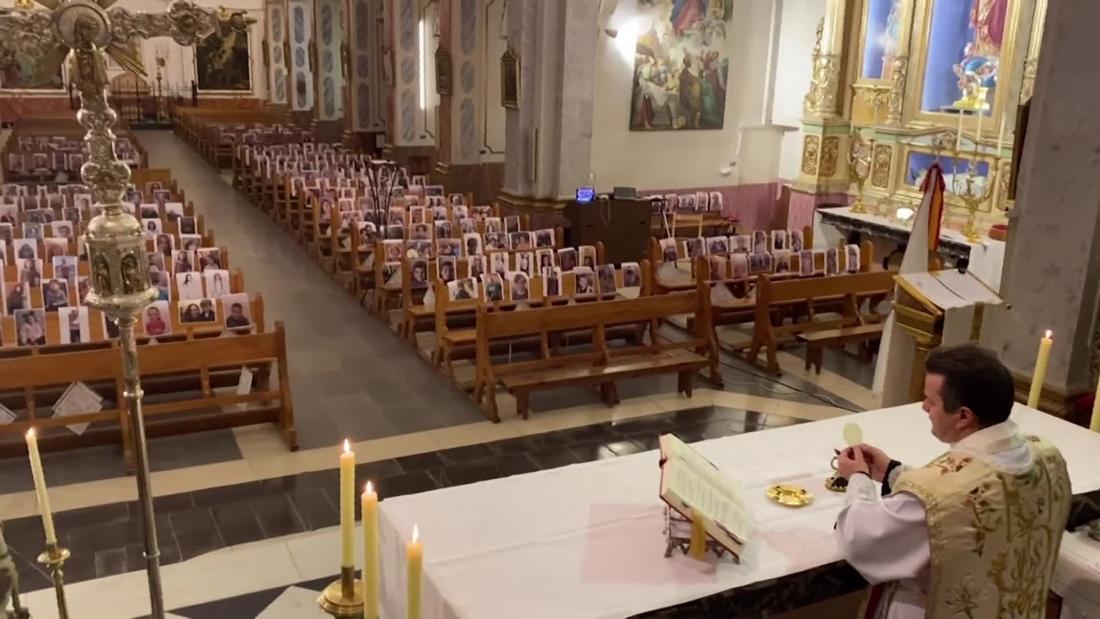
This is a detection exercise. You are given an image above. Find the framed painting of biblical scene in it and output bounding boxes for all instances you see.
[912,0,1021,124]
[196,28,253,91]
[629,0,733,131]
[0,49,63,90]
[858,0,909,81]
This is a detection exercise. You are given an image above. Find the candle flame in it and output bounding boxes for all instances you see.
[412,524,419,542]
[1045,330,1052,339]
[366,481,373,494]
[25,428,35,439]
[343,439,351,453]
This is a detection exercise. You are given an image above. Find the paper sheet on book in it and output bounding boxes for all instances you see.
[899,270,1002,310]
[52,382,104,436]
[660,434,751,545]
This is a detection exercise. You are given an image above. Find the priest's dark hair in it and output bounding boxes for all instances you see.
[925,343,1015,427]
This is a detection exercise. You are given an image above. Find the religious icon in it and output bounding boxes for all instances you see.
[93,255,112,294]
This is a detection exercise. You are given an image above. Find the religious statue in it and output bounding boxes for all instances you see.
[93,255,111,295]
[951,0,1007,111]
[120,253,143,295]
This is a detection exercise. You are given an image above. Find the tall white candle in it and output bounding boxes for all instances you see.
[996,116,1007,154]
[362,481,380,619]
[25,429,57,545]
[976,109,983,142]
[339,439,355,568]
[1027,331,1053,409]
[956,111,964,151]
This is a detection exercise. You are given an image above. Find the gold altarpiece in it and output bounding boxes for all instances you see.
[798,0,1047,237]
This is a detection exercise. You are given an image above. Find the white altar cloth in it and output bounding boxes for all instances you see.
[378,404,1100,619]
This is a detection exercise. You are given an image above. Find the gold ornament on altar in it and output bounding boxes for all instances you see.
[847,132,873,214]
[766,484,814,507]
[950,152,996,242]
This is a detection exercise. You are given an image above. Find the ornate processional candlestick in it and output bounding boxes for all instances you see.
[949,151,996,243]
[0,3,252,617]
[846,131,872,214]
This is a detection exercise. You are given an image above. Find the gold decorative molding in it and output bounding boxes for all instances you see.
[871,144,892,188]
[801,135,821,175]
[886,56,908,125]
[820,136,839,177]
[804,54,840,117]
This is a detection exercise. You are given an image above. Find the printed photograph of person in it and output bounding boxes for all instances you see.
[508,271,530,302]
[410,222,431,241]
[695,191,710,211]
[770,229,787,252]
[490,252,509,277]
[574,266,596,296]
[685,237,705,259]
[221,293,253,333]
[659,237,678,263]
[74,193,92,212]
[382,262,401,287]
[204,269,231,298]
[388,207,406,227]
[51,221,73,239]
[410,259,429,290]
[516,252,533,275]
[707,236,729,255]
[503,216,521,234]
[621,262,642,288]
[195,298,217,322]
[483,273,504,302]
[579,245,597,270]
[748,253,771,275]
[799,250,816,277]
[358,222,377,251]
[76,276,90,304]
[824,248,840,275]
[22,222,43,241]
[485,217,502,234]
[534,229,554,248]
[462,232,483,257]
[179,216,197,235]
[536,249,555,271]
[436,238,461,257]
[424,184,445,197]
[142,301,171,337]
[410,240,434,260]
[434,220,453,239]
[558,248,578,272]
[449,193,465,206]
[484,231,508,251]
[5,281,24,314]
[42,278,69,311]
[197,248,222,271]
[59,306,90,344]
[845,244,861,273]
[140,204,160,220]
[141,218,162,239]
[385,224,405,240]
[153,190,171,207]
[773,251,792,274]
[707,255,728,280]
[453,204,469,219]
[448,277,479,301]
[680,194,697,211]
[62,207,81,225]
[165,202,185,221]
[731,235,752,253]
[752,230,768,254]
[789,229,804,253]
[509,231,533,251]
[596,264,617,296]
[52,256,77,281]
[149,267,170,301]
[20,259,41,287]
[44,238,67,262]
[15,309,46,346]
[458,217,477,234]
[383,239,404,262]
[730,254,748,280]
[176,271,205,300]
[438,256,457,283]
[468,255,485,280]
[180,234,202,252]
[173,249,194,273]
[543,267,562,297]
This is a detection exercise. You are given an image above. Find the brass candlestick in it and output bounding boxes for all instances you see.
[847,132,872,214]
[37,543,70,619]
[950,151,996,242]
[317,565,364,617]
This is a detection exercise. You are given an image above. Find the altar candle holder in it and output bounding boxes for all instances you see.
[317,565,364,618]
[847,132,872,215]
[37,543,70,619]
[949,149,997,243]
[661,507,737,563]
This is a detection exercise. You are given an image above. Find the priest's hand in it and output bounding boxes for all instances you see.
[836,445,871,479]
[853,443,892,482]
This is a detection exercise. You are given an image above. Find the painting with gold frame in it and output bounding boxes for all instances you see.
[859,0,906,81]
[196,28,253,91]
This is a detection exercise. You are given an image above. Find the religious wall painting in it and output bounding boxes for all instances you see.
[860,0,903,80]
[196,27,252,91]
[0,47,63,90]
[629,0,733,131]
[920,0,1008,115]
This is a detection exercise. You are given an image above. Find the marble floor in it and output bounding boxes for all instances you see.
[0,131,887,618]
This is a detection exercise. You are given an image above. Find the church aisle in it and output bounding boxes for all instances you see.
[135,131,486,449]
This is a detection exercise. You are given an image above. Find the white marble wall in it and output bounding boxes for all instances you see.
[981,0,1100,395]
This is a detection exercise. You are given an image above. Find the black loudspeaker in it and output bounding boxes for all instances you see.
[564,197,652,264]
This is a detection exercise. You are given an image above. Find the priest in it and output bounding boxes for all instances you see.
[834,344,1071,618]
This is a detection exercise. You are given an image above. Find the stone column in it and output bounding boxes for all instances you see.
[433,0,507,204]
[981,0,1100,414]
[498,0,597,220]
[344,0,387,152]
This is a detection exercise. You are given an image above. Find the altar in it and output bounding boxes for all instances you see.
[378,404,1100,618]
[815,205,1006,290]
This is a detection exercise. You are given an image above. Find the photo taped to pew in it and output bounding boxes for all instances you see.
[448,277,478,301]
[575,267,596,297]
[509,271,530,302]
[143,301,171,337]
[543,267,562,297]
[222,293,253,334]
[59,306,90,345]
[558,248,578,272]
[15,308,46,346]
[597,264,617,297]
[180,298,218,324]
[483,273,504,302]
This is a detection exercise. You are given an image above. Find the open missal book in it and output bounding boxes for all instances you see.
[658,434,752,558]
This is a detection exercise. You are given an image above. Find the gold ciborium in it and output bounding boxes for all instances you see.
[847,133,872,214]
[949,153,996,243]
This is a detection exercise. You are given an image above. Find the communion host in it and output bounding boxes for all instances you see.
[834,344,1071,618]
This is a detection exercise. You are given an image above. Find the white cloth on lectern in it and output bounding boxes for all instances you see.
[836,419,1032,619]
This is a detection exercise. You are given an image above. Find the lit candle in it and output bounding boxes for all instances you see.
[362,481,379,619]
[996,116,1007,155]
[1027,330,1053,409]
[407,524,423,619]
[25,429,57,545]
[956,111,964,151]
[976,108,983,142]
[339,439,355,568]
